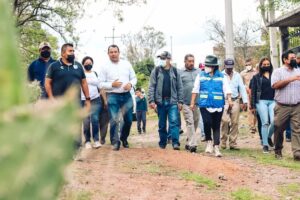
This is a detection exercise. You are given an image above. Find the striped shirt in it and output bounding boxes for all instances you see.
[271,65,300,105]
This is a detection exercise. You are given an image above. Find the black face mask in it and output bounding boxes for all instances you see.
[290,59,297,68]
[261,66,271,72]
[84,65,93,71]
[41,50,51,59]
[67,54,75,63]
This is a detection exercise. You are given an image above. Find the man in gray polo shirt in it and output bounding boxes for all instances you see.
[180,54,200,153]
[271,50,300,161]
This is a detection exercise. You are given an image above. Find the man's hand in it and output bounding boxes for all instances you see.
[112,79,123,88]
[85,100,91,112]
[123,83,132,91]
[178,103,183,111]
[291,75,300,82]
[228,100,234,110]
[190,103,195,111]
[251,108,256,115]
[241,103,248,111]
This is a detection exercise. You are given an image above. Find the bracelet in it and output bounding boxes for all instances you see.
[86,97,91,101]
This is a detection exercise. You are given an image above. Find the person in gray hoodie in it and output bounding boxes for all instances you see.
[148,51,183,150]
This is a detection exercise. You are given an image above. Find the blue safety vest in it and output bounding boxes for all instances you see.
[198,70,225,108]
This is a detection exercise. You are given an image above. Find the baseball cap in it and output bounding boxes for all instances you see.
[157,51,172,59]
[224,58,234,68]
[39,42,51,49]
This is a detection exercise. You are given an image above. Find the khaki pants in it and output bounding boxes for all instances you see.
[221,100,240,147]
[274,103,300,154]
[182,104,200,147]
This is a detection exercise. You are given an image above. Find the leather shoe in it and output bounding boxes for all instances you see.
[189,146,197,153]
[122,140,129,148]
[294,151,300,161]
[275,150,282,159]
[230,146,240,150]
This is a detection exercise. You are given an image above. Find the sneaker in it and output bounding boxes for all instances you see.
[173,144,180,150]
[93,141,102,149]
[268,138,274,147]
[85,142,92,149]
[205,141,213,153]
[201,135,206,142]
[189,146,197,153]
[263,146,269,154]
[286,138,291,142]
[112,142,120,151]
[214,145,222,157]
[185,144,190,151]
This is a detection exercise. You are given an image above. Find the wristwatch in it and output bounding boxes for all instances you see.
[86,97,91,101]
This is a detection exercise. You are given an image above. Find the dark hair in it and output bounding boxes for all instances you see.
[135,88,142,92]
[258,57,273,75]
[107,44,120,53]
[82,56,94,65]
[281,50,295,64]
[184,54,194,61]
[61,43,74,54]
[245,58,252,63]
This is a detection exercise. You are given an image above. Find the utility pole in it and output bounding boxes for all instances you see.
[268,0,279,68]
[224,0,234,59]
[104,27,122,44]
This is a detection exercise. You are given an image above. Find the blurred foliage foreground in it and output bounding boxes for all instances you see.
[0,0,82,199]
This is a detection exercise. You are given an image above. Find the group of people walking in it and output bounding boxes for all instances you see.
[28,41,300,161]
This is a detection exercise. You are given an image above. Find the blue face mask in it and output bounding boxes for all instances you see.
[158,59,167,67]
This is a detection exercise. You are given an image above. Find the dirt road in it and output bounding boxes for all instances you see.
[61,118,300,200]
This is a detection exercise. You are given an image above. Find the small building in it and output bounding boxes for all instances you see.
[267,7,300,53]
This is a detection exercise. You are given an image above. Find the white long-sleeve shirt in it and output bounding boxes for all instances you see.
[192,73,232,112]
[99,59,137,93]
[81,71,100,100]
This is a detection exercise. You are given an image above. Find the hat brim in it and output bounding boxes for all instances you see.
[39,45,51,49]
[204,63,218,67]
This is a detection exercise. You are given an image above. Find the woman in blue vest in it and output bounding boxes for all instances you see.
[190,55,232,157]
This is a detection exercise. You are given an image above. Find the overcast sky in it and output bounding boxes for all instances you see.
[73,0,261,68]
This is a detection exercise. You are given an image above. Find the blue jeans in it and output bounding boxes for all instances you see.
[107,92,133,145]
[136,111,146,132]
[256,100,275,146]
[81,97,102,142]
[157,100,180,147]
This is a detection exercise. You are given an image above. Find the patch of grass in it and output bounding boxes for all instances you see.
[61,190,92,200]
[231,188,271,200]
[223,148,300,170]
[180,171,217,189]
[278,183,300,199]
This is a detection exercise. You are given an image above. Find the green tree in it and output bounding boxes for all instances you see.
[122,26,166,65]
[0,1,82,200]
[133,58,154,91]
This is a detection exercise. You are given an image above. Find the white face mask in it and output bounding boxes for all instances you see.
[246,65,252,71]
[204,67,212,73]
[158,59,167,67]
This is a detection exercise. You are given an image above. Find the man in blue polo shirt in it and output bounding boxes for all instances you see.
[27,42,56,98]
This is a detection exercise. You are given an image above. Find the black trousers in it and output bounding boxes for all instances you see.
[200,108,223,146]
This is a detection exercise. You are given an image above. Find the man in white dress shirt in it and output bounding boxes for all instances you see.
[99,44,137,151]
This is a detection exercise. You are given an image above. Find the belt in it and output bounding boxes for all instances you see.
[231,97,239,101]
[277,102,300,107]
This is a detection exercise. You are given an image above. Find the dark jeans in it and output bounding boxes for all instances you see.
[107,92,133,145]
[200,108,223,146]
[81,97,102,142]
[99,105,109,142]
[286,119,291,139]
[157,100,180,147]
[136,110,146,133]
